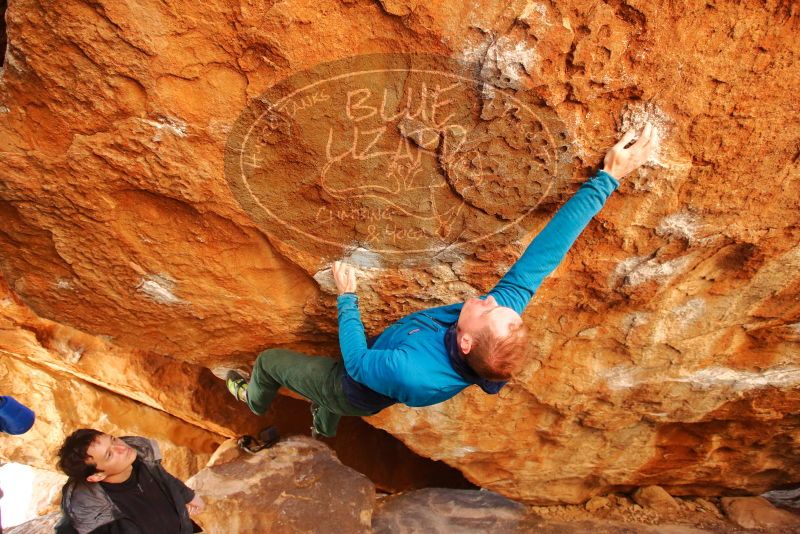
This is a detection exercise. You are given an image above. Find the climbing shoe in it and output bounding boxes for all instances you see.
[310,403,321,439]
[237,426,280,454]
[226,370,249,403]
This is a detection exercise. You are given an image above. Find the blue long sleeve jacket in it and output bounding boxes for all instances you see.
[337,170,620,407]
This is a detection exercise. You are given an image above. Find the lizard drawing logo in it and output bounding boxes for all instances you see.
[225,54,570,263]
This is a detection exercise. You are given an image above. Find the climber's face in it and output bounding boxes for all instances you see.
[456,295,522,355]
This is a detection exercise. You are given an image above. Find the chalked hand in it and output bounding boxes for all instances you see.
[333,261,357,294]
[602,123,655,179]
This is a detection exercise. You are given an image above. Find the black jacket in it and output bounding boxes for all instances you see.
[55,436,202,534]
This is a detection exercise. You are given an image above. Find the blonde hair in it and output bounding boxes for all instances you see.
[465,322,529,380]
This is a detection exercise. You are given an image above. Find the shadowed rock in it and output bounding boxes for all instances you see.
[720,496,800,531]
[373,488,527,533]
[187,437,374,533]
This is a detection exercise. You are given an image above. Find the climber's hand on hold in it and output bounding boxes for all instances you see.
[333,261,357,294]
[602,123,655,180]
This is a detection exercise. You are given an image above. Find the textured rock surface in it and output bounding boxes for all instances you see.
[584,495,610,513]
[372,488,530,532]
[5,513,60,534]
[373,488,728,533]
[0,279,261,477]
[720,496,800,531]
[0,0,799,504]
[0,353,221,479]
[187,436,375,534]
[633,485,679,512]
[0,280,265,440]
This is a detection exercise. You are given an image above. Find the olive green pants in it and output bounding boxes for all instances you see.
[246,348,374,437]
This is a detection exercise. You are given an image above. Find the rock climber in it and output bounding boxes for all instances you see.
[226,124,656,438]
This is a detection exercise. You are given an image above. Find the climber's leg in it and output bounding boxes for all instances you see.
[245,349,370,436]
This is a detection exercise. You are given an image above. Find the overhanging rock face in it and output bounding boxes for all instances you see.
[0,0,798,503]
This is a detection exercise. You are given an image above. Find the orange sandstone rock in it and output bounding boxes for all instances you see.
[0,0,798,505]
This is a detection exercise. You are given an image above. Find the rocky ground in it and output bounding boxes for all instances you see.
[524,494,798,533]
[7,437,800,533]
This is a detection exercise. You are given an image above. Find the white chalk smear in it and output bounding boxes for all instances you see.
[54,339,84,364]
[141,115,188,141]
[462,36,537,90]
[671,298,705,327]
[519,2,548,23]
[613,254,692,287]
[606,364,800,391]
[480,37,538,90]
[460,39,491,65]
[136,274,186,305]
[678,366,800,390]
[656,212,700,241]
[344,246,383,270]
[313,247,379,294]
[55,278,73,290]
[449,446,477,458]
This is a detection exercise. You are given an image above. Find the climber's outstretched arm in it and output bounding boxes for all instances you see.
[488,124,656,315]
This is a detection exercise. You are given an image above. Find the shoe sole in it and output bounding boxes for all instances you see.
[212,366,251,381]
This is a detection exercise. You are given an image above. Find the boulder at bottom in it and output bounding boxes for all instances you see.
[720,496,800,530]
[372,488,716,534]
[373,488,527,533]
[5,513,60,534]
[633,485,680,512]
[187,436,375,534]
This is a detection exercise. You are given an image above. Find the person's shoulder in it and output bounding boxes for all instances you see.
[121,436,162,462]
[64,479,111,516]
